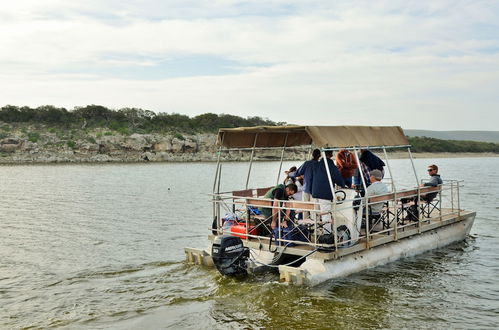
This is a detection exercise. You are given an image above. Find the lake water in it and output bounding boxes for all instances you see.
[1,157,498,329]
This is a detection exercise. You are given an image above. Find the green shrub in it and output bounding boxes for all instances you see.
[86,136,97,144]
[174,132,185,141]
[48,127,56,133]
[116,126,130,135]
[67,140,76,149]
[104,131,113,136]
[28,132,40,142]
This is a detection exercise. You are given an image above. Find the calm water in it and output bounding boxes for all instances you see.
[1,158,498,329]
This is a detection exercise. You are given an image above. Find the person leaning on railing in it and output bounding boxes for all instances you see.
[258,183,298,233]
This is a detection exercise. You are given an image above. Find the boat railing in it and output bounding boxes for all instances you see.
[210,179,465,255]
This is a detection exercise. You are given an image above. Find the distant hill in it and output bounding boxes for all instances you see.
[404,130,499,143]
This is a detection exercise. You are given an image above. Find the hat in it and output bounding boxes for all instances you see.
[369,169,383,180]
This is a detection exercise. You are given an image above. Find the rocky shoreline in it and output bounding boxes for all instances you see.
[0,123,305,163]
[0,123,497,164]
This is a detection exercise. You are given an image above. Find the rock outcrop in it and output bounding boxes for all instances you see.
[0,123,301,163]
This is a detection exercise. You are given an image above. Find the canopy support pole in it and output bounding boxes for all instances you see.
[212,145,223,194]
[276,133,289,185]
[353,148,369,242]
[382,146,395,191]
[321,150,338,251]
[245,133,259,190]
[407,147,420,186]
[352,148,368,192]
[212,133,224,233]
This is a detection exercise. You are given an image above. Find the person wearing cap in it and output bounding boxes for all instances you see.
[365,169,389,215]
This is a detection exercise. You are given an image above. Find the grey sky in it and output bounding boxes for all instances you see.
[1,0,498,130]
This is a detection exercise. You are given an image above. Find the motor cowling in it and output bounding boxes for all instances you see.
[211,236,249,276]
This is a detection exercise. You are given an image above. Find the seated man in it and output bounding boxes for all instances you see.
[259,183,298,234]
[421,164,443,201]
[405,164,443,220]
[365,169,389,230]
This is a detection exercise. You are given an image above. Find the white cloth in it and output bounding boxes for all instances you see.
[365,181,389,214]
[302,191,312,219]
[315,198,332,233]
[291,180,303,201]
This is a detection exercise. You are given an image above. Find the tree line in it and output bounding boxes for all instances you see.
[0,105,283,134]
[407,136,499,153]
[1,104,497,153]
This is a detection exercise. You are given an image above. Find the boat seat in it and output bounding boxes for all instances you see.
[419,186,441,218]
[255,186,274,197]
[366,193,395,233]
[245,198,274,235]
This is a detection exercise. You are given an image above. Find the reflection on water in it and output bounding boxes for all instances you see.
[1,158,498,329]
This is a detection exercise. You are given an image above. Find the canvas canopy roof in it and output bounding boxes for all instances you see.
[217,125,408,148]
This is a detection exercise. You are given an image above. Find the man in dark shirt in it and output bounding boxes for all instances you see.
[310,150,347,232]
[259,183,298,231]
[405,164,443,220]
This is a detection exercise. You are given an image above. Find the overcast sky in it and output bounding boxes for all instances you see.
[1,0,498,130]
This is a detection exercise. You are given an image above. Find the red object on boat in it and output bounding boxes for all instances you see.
[229,223,257,239]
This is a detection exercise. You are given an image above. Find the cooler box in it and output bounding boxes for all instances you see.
[229,223,257,239]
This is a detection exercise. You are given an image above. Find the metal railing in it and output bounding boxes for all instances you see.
[210,180,465,255]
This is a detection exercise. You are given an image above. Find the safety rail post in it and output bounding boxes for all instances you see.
[451,181,454,212]
[365,195,370,245]
[393,192,398,240]
[439,185,443,221]
[313,203,318,245]
[216,197,221,234]
[417,186,422,234]
[246,133,259,190]
[333,210,338,252]
[457,181,461,216]
[277,202,281,244]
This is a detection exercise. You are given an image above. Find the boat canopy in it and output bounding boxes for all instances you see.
[217,125,408,148]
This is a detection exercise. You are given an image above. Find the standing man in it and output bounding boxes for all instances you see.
[310,150,346,232]
[288,148,321,218]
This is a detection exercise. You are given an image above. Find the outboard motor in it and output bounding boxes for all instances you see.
[211,236,249,277]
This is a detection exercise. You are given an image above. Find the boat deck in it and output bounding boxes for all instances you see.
[209,208,475,261]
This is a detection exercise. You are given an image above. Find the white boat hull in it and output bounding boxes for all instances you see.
[279,212,475,285]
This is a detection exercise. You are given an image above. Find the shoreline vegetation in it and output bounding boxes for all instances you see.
[1,105,498,164]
